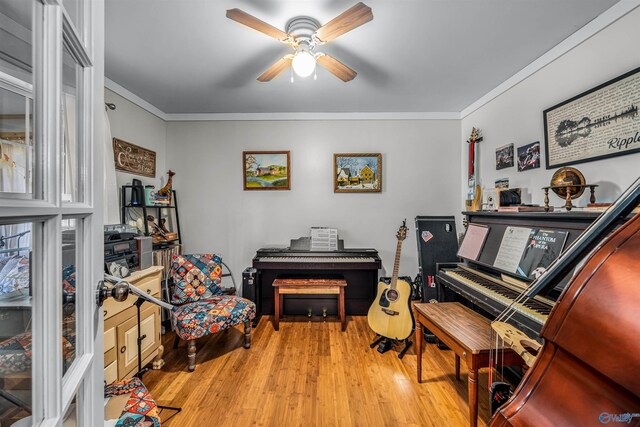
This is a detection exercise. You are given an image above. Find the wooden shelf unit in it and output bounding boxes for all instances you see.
[103,266,165,383]
[120,186,182,250]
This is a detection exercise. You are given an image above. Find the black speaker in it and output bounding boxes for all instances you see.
[242,267,261,327]
[414,216,459,302]
[131,178,144,206]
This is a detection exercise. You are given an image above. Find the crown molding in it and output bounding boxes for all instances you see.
[104,78,168,120]
[460,0,640,119]
[163,112,461,121]
[104,78,459,120]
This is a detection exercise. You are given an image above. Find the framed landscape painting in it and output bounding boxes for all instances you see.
[243,151,290,190]
[334,153,382,193]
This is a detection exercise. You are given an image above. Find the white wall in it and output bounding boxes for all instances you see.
[105,89,168,190]
[462,7,640,207]
[165,120,461,282]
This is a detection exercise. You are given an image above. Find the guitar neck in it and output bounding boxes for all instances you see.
[390,239,403,290]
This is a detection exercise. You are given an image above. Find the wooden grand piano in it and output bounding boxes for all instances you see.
[252,239,381,321]
[436,211,601,338]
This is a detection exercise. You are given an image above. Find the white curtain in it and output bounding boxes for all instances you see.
[0,142,28,194]
[103,109,119,224]
[62,93,77,202]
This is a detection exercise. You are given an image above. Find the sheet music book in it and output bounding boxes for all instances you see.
[457,223,489,261]
[516,229,569,279]
[493,226,533,273]
[310,227,338,251]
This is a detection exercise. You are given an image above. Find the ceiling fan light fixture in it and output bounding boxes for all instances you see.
[292,50,316,78]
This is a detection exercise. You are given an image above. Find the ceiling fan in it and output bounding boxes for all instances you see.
[226,2,373,82]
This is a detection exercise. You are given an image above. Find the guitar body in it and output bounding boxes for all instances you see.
[367,278,414,340]
[466,185,482,211]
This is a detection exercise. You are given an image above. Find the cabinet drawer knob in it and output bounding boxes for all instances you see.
[103,310,107,317]
[146,289,151,294]
[120,346,126,353]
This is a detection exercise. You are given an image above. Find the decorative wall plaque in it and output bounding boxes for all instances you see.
[113,138,156,178]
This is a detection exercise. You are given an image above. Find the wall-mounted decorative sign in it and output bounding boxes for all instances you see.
[334,153,382,193]
[543,66,640,169]
[243,151,290,190]
[112,138,156,178]
[517,141,541,172]
[495,143,514,170]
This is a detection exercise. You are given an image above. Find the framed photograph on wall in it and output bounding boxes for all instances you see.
[517,141,541,171]
[543,66,640,169]
[243,151,290,190]
[495,143,514,170]
[334,153,382,193]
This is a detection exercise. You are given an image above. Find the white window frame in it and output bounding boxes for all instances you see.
[0,0,104,425]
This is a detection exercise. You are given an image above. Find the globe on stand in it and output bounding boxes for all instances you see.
[542,167,597,211]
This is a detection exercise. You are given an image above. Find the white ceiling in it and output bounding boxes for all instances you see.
[105,0,620,115]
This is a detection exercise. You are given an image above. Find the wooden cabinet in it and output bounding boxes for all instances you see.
[103,266,164,383]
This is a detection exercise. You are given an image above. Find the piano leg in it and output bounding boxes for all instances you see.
[468,357,479,427]
[273,286,280,331]
[339,287,346,331]
[416,322,423,383]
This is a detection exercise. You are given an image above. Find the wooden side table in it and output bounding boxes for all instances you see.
[414,302,523,427]
[272,278,347,331]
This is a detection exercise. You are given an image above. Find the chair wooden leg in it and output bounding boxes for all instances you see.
[173,334,181,349]
[187,340,196,372]
[244,320,251,349]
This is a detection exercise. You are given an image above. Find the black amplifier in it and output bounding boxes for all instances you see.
[242,267,260,327]
[104,228,140,274]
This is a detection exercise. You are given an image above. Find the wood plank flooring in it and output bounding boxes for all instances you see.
[143,316,492,427]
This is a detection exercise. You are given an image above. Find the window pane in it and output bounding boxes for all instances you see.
[0,88,33,198]
[0,0,33,83]
[62,219,77,375]
[0,221,32,424]
[62,45,83,203]
[62,0,81,38]
[62,395,77,426]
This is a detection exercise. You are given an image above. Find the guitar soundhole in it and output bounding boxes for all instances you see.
[386,289,399,302]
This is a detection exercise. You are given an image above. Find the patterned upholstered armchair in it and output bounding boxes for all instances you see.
[169,254,256,371]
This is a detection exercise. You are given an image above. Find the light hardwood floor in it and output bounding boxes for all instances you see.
[143,316,491,427]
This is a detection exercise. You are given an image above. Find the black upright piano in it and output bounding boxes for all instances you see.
[251,239,381,319]
[436,211,601,338]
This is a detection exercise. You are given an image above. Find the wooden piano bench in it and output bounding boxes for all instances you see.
[414,302,523,427]
[272,278,347,331]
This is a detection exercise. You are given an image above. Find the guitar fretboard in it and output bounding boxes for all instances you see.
[390,239,403,291]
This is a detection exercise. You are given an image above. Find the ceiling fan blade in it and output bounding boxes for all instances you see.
[316,54,357,82]
[257,55,294,82]
[314,2,373,43]
[226,9,292,43]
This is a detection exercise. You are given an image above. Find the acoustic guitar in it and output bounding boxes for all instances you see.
[367,220,414,340]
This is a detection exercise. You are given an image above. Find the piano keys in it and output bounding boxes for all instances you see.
[436,211,601,337]
[251,247,382,321]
